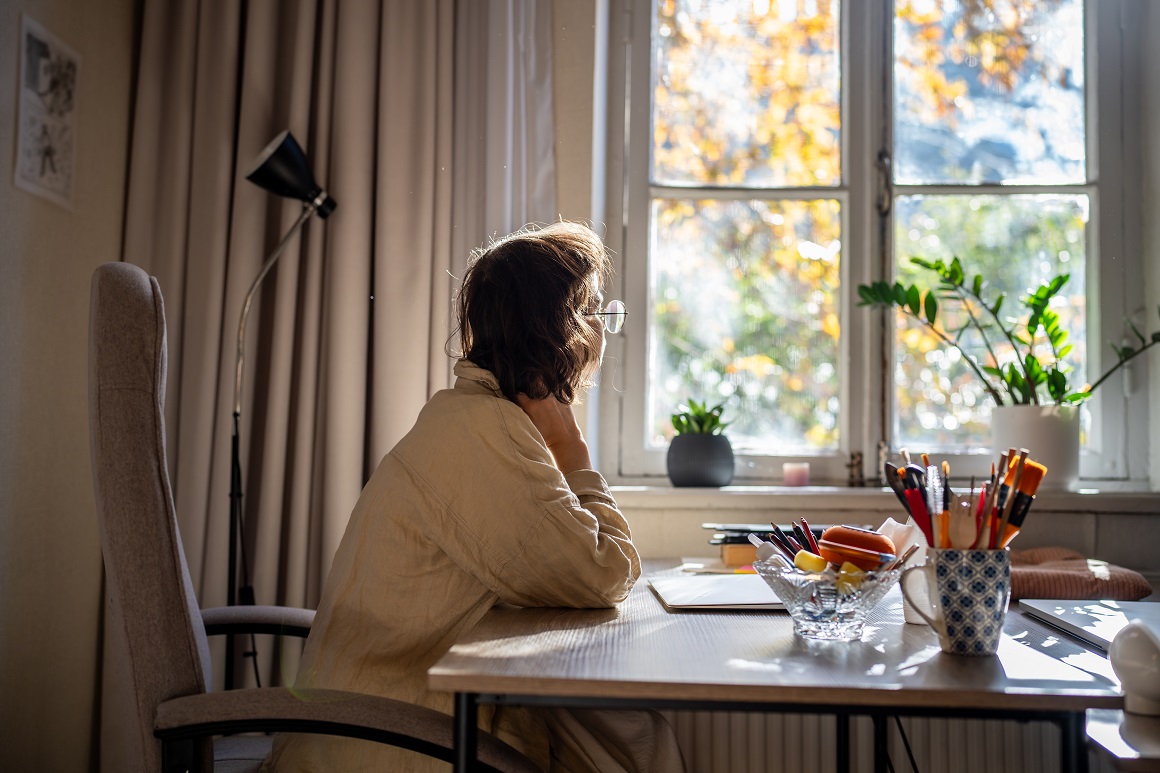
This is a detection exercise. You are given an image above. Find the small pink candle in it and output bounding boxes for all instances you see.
[783,462,810,487]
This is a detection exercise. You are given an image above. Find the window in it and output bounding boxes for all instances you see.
[600,0,1145,484]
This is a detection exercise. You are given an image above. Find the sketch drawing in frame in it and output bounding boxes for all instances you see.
[15,15,80,210]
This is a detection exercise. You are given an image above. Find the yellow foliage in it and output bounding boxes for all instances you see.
[727,353,777,378]
[823,313,840,340]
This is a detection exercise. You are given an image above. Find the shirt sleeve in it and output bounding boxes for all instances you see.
[403,395,640,609]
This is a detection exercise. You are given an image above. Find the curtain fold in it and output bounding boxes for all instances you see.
[114,7,557,765]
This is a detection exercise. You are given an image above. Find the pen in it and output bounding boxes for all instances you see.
[905,488,933,544]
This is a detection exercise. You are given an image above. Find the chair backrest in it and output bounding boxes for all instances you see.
[89,262,213,770]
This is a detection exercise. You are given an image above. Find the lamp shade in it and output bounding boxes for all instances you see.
[245,130,336,218]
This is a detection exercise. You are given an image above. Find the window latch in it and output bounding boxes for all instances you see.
[876,149,893,218]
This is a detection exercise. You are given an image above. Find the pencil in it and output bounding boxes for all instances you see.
[791,523,813,555]
[766,527,797,561]
[800,517,821,554]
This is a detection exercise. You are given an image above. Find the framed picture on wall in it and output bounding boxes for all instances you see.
[15,14,80,210]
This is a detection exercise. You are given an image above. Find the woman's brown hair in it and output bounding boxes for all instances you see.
[454,222,611,404]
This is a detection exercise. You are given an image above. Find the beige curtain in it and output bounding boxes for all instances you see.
[113,0,556,745]
[121,0,457,699]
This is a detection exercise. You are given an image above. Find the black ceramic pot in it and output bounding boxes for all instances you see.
[666,434,735,487]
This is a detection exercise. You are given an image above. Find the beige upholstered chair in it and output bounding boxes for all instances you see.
[88,262,537,772]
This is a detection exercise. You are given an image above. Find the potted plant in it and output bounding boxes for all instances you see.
[667,399,735,487]
[858,256,1159,488]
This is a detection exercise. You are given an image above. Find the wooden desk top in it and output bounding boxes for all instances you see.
[429,561,1124,712]
[1087,709,1160,772]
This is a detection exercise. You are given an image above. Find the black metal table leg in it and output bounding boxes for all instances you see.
[454,692,479,773]
[836,712,850,773]
[1060,712,1088,773]
[873,714,889,773]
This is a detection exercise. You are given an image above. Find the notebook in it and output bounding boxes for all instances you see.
[647,574,784,612]
[1018,599,1160,651]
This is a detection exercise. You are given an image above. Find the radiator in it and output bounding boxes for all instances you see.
[664,711,1117,773]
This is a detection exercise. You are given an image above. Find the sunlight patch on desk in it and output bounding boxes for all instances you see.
[998,636,1098,682]
[451,635,569,658]
[725,657,784,674]
[896,645,941,673]
[1062,651,1120,686]
[1085,711,1139,760]
[867,663,886,676]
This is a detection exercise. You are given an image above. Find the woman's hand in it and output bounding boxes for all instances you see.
[516,394,592,474]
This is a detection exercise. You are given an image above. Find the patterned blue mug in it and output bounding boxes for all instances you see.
[901,548,1011,656]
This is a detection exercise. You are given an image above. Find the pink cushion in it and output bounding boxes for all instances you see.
[1010,546,1152,601]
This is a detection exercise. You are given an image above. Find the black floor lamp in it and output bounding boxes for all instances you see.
[226,130,336,689]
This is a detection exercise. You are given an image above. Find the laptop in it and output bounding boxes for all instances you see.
[1018,599,1160,651]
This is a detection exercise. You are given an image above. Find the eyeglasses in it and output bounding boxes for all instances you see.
[587,299,627,334]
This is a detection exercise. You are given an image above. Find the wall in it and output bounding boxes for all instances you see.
[0,0,135,769]
[1145,2,1160,487]
[552,0,603,443]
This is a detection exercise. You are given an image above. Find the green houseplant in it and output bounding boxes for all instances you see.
[857,256,1160,407]
[667,399,735,487]
[858,256,1160,490]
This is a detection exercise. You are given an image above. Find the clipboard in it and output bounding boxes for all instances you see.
[647,574,784,612]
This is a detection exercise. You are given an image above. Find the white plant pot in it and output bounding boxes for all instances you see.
[991,405,1080,491]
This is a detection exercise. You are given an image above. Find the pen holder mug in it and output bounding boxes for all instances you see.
[901,548,1011,656]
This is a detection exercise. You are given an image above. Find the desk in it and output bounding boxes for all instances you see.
[1087,709,1160,772]
[429,561,1123,772]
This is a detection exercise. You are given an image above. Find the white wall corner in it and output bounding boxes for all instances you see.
[1144,2,1160,490]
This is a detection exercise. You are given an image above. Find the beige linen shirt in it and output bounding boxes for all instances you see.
[264,360,641,772]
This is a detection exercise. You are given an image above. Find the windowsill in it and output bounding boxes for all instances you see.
[611,483,1160,514]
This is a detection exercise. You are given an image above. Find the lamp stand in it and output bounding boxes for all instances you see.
[225,203,317,690]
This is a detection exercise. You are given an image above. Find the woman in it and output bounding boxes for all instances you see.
[264,222,685,772]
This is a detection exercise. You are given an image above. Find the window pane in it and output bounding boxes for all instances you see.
[649,198,842,454]
[893,194,1089,450]
[893,0,1085,185]
[653,0,840,188]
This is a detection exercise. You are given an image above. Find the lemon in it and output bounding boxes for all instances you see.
[837,561,866,592]
[793,550,828,573]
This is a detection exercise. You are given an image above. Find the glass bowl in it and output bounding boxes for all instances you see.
[754,559,903,641]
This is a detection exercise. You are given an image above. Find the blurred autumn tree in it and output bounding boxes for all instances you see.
[892,0,1085,449]
[650,0,841,454]
[647,0,1085,455]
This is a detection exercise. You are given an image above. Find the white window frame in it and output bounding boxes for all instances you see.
[598,0,1147,486]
